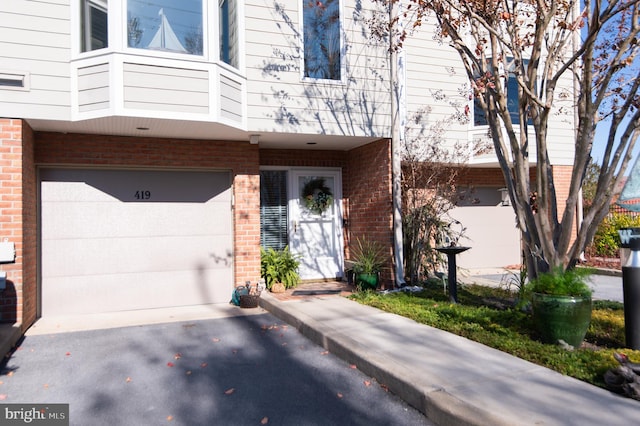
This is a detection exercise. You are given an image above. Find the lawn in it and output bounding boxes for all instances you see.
[349,279,640,391]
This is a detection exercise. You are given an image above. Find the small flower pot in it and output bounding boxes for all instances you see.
[531,293,592,348]
[270,282,286,293]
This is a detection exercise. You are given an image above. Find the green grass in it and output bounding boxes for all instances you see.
[349,280,640,389]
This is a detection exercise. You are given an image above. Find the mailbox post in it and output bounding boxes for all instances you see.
[619,228,640,350]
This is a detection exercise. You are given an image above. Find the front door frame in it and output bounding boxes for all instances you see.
[289,167,344,281]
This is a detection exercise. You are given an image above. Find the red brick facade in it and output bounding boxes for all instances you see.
[0,125,395,328]
[260,139,395,285]
[0,119,36,330]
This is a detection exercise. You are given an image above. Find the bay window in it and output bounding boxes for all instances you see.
[81,0,108,52]
[127,0,203,55]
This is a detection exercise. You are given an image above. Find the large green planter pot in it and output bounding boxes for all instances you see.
[356,273,379,290]
[531,293,592,348]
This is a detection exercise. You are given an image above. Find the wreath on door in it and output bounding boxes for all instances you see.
[301,178,334,215]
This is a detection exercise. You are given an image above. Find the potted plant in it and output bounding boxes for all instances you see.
[351,237,386,290]
[523,267,593,348]
[260,246,301,293]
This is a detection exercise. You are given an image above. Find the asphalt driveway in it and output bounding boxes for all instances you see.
[0,311,431,426]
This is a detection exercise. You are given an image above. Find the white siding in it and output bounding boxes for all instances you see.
[403,17,473,159]
[0,1,71,119]
[220,74,243,122]
[78,63,110,112]
[122,63,209,114]
[244,0,392,138]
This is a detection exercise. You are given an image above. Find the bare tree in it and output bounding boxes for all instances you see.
[372,0,640,278]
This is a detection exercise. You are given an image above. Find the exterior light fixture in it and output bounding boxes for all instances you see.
[498,188,510,206]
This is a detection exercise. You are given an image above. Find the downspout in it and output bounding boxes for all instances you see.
[391,2,406,286]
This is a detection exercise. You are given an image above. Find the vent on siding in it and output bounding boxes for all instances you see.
[260,170,288,251]
[0,72,29,91]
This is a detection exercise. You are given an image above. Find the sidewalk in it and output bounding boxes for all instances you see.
[259,286,640,426]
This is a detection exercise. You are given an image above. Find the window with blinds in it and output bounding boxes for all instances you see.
[260,170,288,251]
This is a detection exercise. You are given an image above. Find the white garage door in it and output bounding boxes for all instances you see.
[449,187,520,271]
[40,168,233,316]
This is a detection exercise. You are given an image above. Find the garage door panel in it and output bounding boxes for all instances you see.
[40,168,234,316]
[41,196,231,239]
[42,235,233,277]
[44,267,234,316]
[41,169,230,203]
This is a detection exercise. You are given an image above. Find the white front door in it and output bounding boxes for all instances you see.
[289,169,344,280]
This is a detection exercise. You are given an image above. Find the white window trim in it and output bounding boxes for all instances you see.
[0,71,30,92]
[299,0,345,84]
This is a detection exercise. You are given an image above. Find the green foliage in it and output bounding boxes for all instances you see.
[590,213,640,258]
[350,283,640,389]
[581,160,601,208]
[523,267,593,298]
[351,237,386,274]
[260,246,301,290]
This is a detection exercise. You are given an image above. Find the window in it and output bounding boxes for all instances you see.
[81,0,108,52]
[127,0,202,55]
[474,59,531,126]
[219,0,238,68]
[303,0,341,80]
[260,171,289,251]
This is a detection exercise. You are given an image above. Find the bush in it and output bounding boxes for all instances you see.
[260,246,301,290]
[589,213,640,258]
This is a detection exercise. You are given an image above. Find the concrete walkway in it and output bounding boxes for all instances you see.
[259,287,640,426]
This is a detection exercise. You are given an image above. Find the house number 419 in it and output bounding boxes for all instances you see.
[135,190,151,200]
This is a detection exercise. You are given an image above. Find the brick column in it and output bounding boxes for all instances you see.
[0,118,36,330]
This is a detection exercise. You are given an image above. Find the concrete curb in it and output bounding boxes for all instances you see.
[259,293,510,426]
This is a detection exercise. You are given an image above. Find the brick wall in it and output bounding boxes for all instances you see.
[34,132,261,294]
[552,165,578,241]
[260,141,395,286]
[346,140,394,285]
[0,119,35,330]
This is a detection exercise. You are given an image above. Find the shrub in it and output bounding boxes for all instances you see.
[260,246,301,290]
[590,213,640,258]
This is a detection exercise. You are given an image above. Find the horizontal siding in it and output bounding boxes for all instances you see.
[244,0,392,138]
[78,63,110,112]
[220,74,243,122]
[0,0,70,119]
[123,63,209,114]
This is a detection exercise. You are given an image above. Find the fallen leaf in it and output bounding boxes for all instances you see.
[166,415,174,421]
[65,352,71,357]
[200,362,208,368]
[0,380,3,385]
[125,377,132,383]
[6,372,13,377]
[186,371,192,376]
[337,393,343,399]
[364,380,371,387]
[380,384,389,392]
[0,394,7,400]
[260,417,269,424]
[349,364,357,369]
[212,338,220,342]
[224,388,235,395]
[320,351,329,355]
[167,362,175,367]
[174,353,182,360]
[43,384,49,389]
